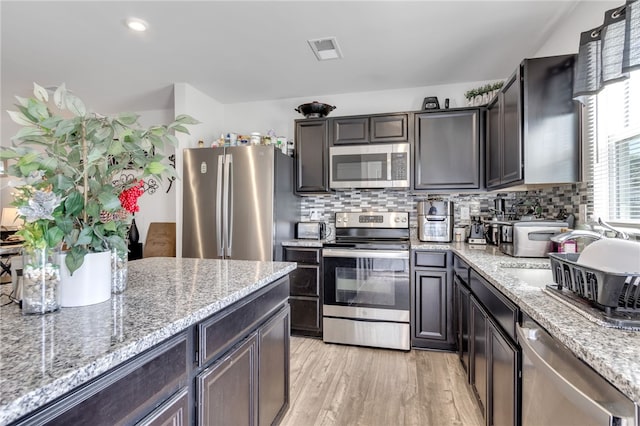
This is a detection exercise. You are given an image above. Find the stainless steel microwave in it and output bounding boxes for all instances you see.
[329,143,410,189]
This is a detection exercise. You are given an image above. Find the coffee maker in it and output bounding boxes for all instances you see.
[468,217,486,244]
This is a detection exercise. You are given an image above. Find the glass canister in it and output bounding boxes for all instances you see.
[21,247,61,315]
[111,247,128,294]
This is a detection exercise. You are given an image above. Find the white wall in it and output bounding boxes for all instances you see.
[535,1,618,57]
[134,108,176,245]
[223,79,504,141]
[173,82,225,257]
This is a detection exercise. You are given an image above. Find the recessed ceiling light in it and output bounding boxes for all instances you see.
[308,37,343,61]
[125,18,148,32]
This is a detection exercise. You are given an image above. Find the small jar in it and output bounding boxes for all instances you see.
[250,132,261,145]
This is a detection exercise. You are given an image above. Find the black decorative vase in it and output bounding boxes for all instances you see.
[129,217,140,244]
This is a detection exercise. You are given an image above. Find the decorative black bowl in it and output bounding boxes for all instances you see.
[295,101,336,118]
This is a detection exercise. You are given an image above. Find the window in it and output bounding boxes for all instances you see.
[587,70,640,225]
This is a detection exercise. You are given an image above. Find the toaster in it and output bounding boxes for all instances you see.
[296,222,326,240]
[499,220,568,257]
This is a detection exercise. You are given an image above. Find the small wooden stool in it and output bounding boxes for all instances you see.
[144,223,176,258]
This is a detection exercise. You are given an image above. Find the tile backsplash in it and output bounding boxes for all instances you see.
[300,182,592,231]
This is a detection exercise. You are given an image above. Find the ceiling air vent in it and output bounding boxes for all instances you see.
[308,37,343,61]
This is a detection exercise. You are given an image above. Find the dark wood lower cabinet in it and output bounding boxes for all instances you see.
[488,322,518,426]
[284,247,322,337]
[198,334,259,426]
[411,250,454,351]
[258,307,290,426]
[470,297,488,417]
[12,277,291,426]
[455,276,471,377]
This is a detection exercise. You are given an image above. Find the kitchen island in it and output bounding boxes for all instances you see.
[0,257,296,425]
[412,241,640,406]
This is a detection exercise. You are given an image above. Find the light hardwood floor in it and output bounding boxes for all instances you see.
[280,337,483,426]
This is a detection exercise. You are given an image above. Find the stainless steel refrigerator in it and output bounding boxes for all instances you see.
[182,145,298,261]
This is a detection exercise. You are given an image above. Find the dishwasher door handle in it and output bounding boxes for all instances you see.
[516,323,626,425]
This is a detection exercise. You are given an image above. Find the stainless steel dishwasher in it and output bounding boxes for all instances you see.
[517,314,636,426]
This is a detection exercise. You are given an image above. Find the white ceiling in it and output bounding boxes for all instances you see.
[1,1,594,114]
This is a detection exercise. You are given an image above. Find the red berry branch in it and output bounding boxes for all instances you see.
[119,180,144,214]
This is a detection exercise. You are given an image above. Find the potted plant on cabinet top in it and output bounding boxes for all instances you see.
[1,83,198,307]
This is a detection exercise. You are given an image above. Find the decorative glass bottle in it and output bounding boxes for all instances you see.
[111,246,128,294]
[21,247,60,315]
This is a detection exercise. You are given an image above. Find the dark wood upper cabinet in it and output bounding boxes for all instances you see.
[486,54,581,189]
[414,108,482,191]
[370,113,408,143]
[330,113,409,145]
[295,119,330,194]
[332,117,369,144]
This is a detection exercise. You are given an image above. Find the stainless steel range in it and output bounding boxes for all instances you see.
[322,212,410,351]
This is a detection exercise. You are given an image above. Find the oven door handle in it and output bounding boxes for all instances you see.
[322,249,409,259]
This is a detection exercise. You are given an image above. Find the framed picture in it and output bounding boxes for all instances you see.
[0,160,7,177]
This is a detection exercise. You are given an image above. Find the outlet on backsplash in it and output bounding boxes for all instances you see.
[309,210,321,221]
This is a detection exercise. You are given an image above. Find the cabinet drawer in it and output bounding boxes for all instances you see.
[283,247,320,264]
[289,265,320,297]
[290,297,321,332]
[469,270,518,341]
[199,277,289,366]
[414,251,448,268]
[453,255,469,282]
[23,334,188,426]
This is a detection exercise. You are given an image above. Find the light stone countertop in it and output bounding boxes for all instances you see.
[0,257,296,426]
[411,240,640,404]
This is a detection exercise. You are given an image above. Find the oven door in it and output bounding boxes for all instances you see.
[322,248,410,321]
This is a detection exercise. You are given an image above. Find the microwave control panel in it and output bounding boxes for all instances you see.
[391,153,407,180]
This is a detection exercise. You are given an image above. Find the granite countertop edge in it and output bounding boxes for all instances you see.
[0,260,297,425]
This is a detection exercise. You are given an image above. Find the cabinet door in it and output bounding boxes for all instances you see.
[138,388,189,426]
[470,297,487,417]
[414,110,481,190]
[331,117,369,144]
[486,98,502,188]
[258,307,290,426]
[488,321,518,426]
[198,334,258,426]
[295,120,329,193]
[370,114,408,143]
[412,269,450,348]
[456,277,471,378]
[501,70,523,184]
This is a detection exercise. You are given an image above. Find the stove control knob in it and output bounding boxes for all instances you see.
[402,217,407,223]
[395,217,400,223]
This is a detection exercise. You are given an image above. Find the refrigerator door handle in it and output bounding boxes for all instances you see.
[222,153,232,258]
[226,154,234,258]
[216,155,224,257]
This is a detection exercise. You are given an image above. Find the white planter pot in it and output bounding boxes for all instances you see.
[59,251,112,307]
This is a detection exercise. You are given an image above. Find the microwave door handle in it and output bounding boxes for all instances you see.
[387,153,392,181]
[224,154,233,258]
[216,155,224,257]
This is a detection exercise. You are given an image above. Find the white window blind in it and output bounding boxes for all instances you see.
[589,70,640,224]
